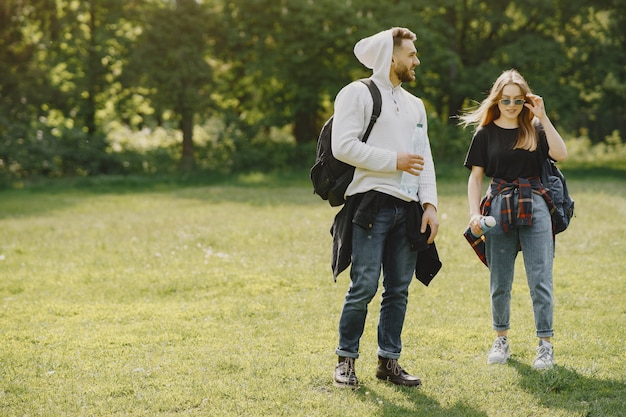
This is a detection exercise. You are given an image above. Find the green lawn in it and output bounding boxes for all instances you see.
[0,172,624,416]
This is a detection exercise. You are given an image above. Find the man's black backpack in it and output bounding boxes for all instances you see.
[541,158,574,234]
[310,79,382,207]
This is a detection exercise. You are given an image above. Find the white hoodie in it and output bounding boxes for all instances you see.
[331,29,437,208]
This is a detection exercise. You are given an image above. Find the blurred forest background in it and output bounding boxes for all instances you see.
[1,0,625,186]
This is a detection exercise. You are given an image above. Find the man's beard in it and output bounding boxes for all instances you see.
[395,64,415,83]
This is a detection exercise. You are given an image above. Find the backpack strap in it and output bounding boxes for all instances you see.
[359,78,382,143]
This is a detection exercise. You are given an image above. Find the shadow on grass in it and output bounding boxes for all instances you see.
[3,164,623,218]
[3,170,312,194]
[560,165,626,181]
[354,384,488,417]
[0,171,317,220]
[509,359,626,415]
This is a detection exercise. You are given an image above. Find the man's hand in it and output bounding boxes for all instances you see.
[397,152,424,176]
[421,203,439,244]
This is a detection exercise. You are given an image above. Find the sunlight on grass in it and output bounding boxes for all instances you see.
[0,176,624,416]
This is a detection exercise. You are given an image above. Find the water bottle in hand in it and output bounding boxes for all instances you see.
[471,216,496,237]
[400,123,425,197]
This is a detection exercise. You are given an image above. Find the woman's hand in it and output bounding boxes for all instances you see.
[525,93,548,120]
[526,93,568,161]
[469,214,483,237]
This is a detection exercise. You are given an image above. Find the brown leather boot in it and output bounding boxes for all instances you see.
[376,357,422,387]
[334,356,358,389]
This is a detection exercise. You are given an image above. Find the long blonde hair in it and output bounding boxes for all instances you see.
[460,69,538,151]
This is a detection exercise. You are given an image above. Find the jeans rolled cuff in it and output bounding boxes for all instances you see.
[377,348,400,360]
[335,349,358,359]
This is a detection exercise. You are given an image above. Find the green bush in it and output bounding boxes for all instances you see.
[0,123,128,186]
[562,129,625,170]
[1,114,624,189]
[427,116,473,163]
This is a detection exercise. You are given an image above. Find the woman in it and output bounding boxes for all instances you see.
[460,69,567,369]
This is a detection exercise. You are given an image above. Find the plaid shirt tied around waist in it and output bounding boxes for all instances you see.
[464,177,556,267]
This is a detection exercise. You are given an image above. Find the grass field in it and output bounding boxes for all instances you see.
[0,170,624,416]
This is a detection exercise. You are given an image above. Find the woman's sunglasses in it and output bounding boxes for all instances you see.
[499,99,526,106]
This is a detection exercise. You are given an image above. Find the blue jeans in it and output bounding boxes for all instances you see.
[336,202,417,360]
[486,193,554,338]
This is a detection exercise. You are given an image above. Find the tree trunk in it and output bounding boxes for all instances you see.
[85,0,98,136]
[448,94,465,126]
[180,109,195,172]
[293,109,318,144]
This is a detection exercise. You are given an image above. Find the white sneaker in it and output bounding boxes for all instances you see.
[487,336,510,364]
[533,340,555,370]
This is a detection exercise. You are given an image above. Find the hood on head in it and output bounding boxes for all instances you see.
[353,29,394,82]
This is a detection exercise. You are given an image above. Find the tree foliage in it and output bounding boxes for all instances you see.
[125,0,216,171]
[0,0,624,182]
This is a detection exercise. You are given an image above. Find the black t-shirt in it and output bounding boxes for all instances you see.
[464,122,549,180]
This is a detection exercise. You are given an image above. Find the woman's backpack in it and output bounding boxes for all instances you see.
[541,158,575,234]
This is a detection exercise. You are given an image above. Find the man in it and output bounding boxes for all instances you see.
[330,27,439,389]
